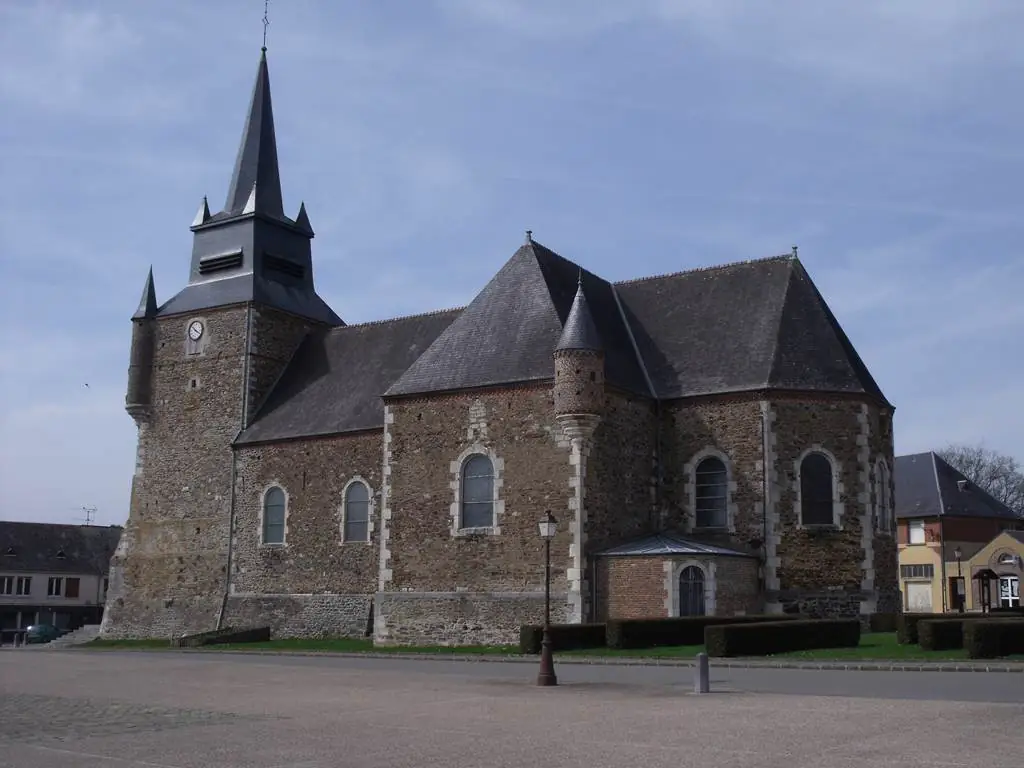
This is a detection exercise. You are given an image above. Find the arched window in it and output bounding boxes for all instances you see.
[876,460,891,533]
[800,453,834,526]
[262,486,286,544]
[343,482,370,542]
[460,454,494,529]
[678,566,706,616]
[695,457,728,528]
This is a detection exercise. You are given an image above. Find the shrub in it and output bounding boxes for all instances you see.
[606,614,801,650]
[964,619,1024,659]
[868,613,899,633]
[897,613,954,644]
[518,623,607,654]
[704,618,861,658]
[917,619,966,651]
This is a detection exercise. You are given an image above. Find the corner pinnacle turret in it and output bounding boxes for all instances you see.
[132,267,158,320]
[556,275,603,352]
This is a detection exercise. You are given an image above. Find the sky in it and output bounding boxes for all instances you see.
[1,0,1022,527]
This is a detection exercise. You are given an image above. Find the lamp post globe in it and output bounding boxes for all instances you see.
[537,510,558,687]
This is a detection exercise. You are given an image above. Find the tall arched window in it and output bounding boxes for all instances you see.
[343,482,370,542]
[876,460,891,533]
[678,566,706,616]
[800,453,834,526]
[262,486,286,544]
[695,456,728,528]
[460,454,494,529]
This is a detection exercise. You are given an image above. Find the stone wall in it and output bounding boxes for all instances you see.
[223,594,373,638]
[102,306,249,638]
[229,432,380,636]
[102,303,326,640]
[376,386,573,645]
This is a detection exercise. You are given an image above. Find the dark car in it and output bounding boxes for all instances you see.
[24,624,68,644]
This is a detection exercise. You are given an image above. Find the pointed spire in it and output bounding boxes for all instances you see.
[132,267,158,320]
[295,201,314,235]
[556,276,603,352]
[191,196,211,227]
[223,48,284,218]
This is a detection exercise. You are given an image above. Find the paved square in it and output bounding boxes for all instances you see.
[1,650,1021,767]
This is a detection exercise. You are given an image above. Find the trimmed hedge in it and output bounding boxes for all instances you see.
[170,626,271,648]
[606,614,801,650]
[518,623,607,654]
[705,618,861,658]
[964,619,1024,659]
[917,619,967,651]
[897,613,959,644]
[868,613,899,633]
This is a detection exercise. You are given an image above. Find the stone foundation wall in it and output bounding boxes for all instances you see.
[223,594,372,638]
[374,592,564,646]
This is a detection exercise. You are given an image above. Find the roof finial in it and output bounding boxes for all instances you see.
[792,244,798,257]
[525,229,533,244]
[577,267,583,287]
[262,0,270,52]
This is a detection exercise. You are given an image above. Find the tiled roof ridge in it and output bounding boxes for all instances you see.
[328,305,464,331]
[614,252,795,286]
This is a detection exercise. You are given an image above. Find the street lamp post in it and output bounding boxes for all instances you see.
[954,546,964,613]
[537,510,558,687]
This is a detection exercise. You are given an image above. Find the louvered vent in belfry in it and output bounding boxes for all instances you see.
[264,254,305,279]
[198,250,244,275]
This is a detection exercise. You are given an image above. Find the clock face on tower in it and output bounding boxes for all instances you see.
[187,320,204,341]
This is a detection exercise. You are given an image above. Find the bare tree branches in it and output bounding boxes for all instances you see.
[937,443,1024,515]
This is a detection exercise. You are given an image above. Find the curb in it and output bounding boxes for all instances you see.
[60,646,1024,673]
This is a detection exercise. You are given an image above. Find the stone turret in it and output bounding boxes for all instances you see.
[125,267,157,423]
[553,274,604,441]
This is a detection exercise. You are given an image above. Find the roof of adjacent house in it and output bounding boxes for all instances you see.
[597,532,756,558]
[0,522,123,575]
[895,452,1021,520]
[235,240,890,443]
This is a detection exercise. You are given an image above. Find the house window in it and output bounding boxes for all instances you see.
[899,564,934,580]
[678,565,706,616]
[47,577,64,597]
[65,577,80,599]
[262,486,286,545]
[800,452,835,526]
[343,481,370,542]
[460,454,495,529]
[694,457,728,529]
[16,576,31,596]
[998,576,1020,608]
[0,576,12,595]
[997,553,1019,567]
[908,520,926,545]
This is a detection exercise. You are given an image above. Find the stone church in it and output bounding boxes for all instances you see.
[100,49,899,645]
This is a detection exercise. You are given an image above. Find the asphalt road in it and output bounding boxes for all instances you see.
[1,650,1021,768]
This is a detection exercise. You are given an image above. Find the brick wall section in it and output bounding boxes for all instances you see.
[376,386,572,644]
[102,306,249,639]
[227,432,381,637]
[595,557,665,620]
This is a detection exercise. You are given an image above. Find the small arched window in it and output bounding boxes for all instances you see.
[263,486,286,544]
[344,482,370,542]
[461,454,494,529]
[695,456,728,528]
[800,453,834,526]
[678,566,706,617]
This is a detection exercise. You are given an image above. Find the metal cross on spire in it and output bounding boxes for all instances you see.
[262,0,270,51]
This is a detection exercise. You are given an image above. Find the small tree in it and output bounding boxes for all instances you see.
[937,443,1024,516]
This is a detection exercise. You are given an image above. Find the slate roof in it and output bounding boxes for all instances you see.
[895,452,1021,520]
[236,309,460,444]
[1,523,123,575]
[598,532,755,558]
[614,255,887,401]
[386,241,651,397]
[556,279,603,352]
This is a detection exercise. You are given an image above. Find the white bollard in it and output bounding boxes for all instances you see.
[694,652,710,694]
